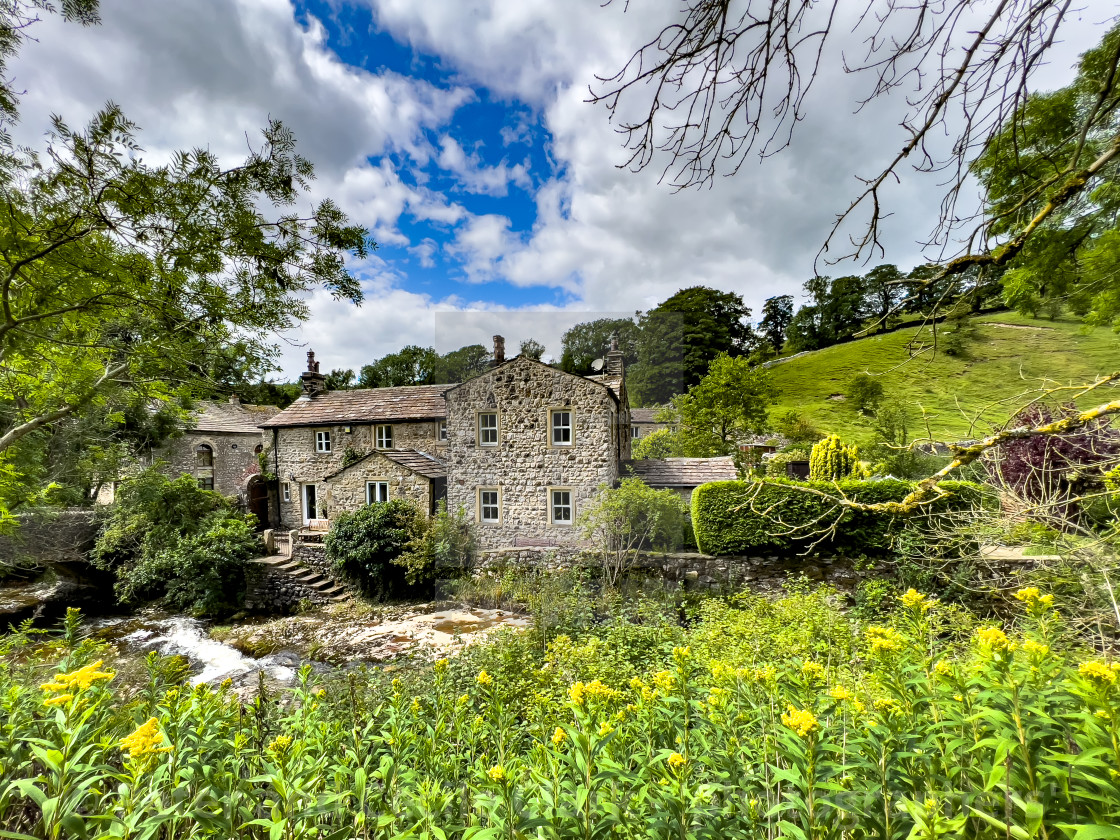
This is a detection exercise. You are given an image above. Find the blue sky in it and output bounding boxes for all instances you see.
[9,0,1103,377]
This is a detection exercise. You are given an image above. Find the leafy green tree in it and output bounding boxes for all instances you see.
[773,410,823,445]
[91,468,259,615]
[434,344,491,384]
[359,345,438,387]
[845,373,885,415]
[862,265,904,330]
[559,317,640,375]
[629,287,754,405]
[395,501,475,584]
[519,338,545,360]
[660,353,774,456]
[578,477,688,586]
[324,499,425,598]
[759,295,794,351]
[630,427,681,459]
[325,369,356,391]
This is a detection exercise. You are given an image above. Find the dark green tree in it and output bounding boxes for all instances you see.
[629,287,754,405]
[759,295,794,351]
[862,265,904,331]
[359,345,439,387]
[325,368,356,391]
[559,317,640,374]
[434,344,491,384]
[519,338,546,360]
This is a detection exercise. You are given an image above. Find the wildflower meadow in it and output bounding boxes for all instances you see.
[1,587,1119,839]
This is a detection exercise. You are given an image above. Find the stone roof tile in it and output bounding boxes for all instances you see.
[259,385,447,428]
[623,457,738,487]
[191,401,280,435]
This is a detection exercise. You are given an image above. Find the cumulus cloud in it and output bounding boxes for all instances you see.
[436,135,531,196]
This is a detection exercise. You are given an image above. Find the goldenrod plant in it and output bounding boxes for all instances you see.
[1,588,1119,837]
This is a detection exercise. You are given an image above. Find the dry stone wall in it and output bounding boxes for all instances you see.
[444,357,624,550]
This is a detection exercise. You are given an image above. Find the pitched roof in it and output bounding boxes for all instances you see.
[324,448,446,481]
[191,400,280,435]
[630,408,666,424]
[585,373,624,401]
[444,355,620,405]
[623,457,738,487]
[259,385,447,428]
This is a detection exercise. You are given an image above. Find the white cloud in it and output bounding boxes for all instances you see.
[436,135,531,196]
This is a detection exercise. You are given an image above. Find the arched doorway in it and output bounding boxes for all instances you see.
[247,476,269,529]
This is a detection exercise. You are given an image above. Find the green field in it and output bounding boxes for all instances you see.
[766,312,1120,442]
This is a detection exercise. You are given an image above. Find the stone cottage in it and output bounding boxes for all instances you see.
[442,342,632,550]
[98,396,280,525]
[259,352,448,527]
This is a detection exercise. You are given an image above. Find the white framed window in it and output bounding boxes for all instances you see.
[438,420,448,442]
[549,488,573,525]
[631,426,640,439]
[366,481,389,504]
[376,425,393,449]
[550,409,573,446]
[315,430,332,453]
[478,487,501,523]
[282,483,291,502]
[478,412,499,446]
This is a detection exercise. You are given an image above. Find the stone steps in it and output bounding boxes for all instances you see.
[251,555,349,603]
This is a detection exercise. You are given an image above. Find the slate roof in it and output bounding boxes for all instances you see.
[191,400,280,435]
[630,408,666,425]
[259,385,447,428]
[323,448,446,481]
[584,373,624,401]
[622,457,738,487]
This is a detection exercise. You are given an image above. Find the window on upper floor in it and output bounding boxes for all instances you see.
[376,425,393,449]
[196,444,213,467]
[478,412,499,446]
[438,420,448,441]
[549,488,573,525]
[550,409,572,446]
[366,481,389,504]
[478,487,500,523]
[315,430,332,453]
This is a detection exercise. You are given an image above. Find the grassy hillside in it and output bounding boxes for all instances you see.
[766,311,1120,442]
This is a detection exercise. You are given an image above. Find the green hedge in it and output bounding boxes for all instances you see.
[691,478,984,556]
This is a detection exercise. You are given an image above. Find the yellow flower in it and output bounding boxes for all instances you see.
[828,685,852,702]
[487,764,507,783]
[629,676,645,691]
[435,658,449,674]
[598,721,614,737]
[672,645,691,662]
[119,718,172,759]
[667,752,687,770]
[874,697,901,716]
[641,687,658,703]
[43,693,73,706]
[934,660,953,676]
[268,735,293,753]
[801,661,826,680]
[900,589,935,611]
[752,665,776,682]
[707,687,730,707]
[410,698,421,713]
[476,670,493,687]
[458,694,470,705]
[1022,639,1050,658]
[551,726,567,746]
[220,678,233,691]
[1079,661,1119,685]
[780,705,819,738]
[569,681,586,705]
[976,626,1015,653]
[953,694,964,702]
[652,670,675,692]
[866,626,904,654]
[41,660,115,694]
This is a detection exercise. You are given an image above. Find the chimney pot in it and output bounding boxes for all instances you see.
[493,335,505,366]
[301,349,328,397]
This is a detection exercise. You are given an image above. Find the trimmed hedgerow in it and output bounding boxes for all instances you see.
[691,477,984,556]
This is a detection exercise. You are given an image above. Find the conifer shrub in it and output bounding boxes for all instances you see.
[809,434,866,480]
[690,478,984,555]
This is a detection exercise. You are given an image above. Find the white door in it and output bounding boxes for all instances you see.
[302,484,318,524]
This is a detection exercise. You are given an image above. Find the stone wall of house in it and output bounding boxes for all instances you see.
[271,420,443,526]
[445,357,625,550]
[154,430,263,498]
[324,452,433,516]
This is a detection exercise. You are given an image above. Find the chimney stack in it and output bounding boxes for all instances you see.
[228,393,240,405]
[493,335,505,366]
[605,331,624,377]
[300,349,327,398]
